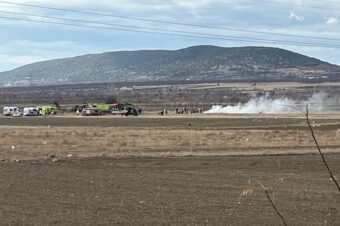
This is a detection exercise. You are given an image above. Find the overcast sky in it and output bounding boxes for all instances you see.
[0,0,340,71]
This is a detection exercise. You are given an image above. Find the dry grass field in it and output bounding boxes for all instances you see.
[0,114,340,160]
[1,126,340,161]
[2,81,340,110]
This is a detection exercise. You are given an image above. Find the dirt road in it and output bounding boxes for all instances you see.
[0,114,340,128]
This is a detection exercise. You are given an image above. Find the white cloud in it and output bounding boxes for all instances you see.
[326,16,338,25]
[289,11,304,22]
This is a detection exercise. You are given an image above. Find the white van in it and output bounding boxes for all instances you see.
[3,106,19,116]
[23,107,39,116]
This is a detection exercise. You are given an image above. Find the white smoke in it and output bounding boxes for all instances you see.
[205,93,328,114]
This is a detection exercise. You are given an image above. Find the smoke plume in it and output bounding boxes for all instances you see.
[205,93,328,114]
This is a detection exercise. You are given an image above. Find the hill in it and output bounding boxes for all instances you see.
[1,45,339,86]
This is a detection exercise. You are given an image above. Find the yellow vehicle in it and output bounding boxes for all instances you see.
[37,106,57,116]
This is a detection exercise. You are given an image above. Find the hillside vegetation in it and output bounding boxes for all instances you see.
[1,45,339,86]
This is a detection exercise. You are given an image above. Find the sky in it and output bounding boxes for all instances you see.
[0,0,340,71]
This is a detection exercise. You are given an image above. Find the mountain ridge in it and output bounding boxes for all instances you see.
[1,45,339,86]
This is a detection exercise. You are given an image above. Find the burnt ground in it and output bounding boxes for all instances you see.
[0,155,339,225]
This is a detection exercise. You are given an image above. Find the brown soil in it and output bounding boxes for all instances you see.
[0,155,339,225]
[0,116,339,225]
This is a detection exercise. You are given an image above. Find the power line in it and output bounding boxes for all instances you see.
[0,15,280,43]
[1,14,340,49]
[1,10,339,48]
[0,10,273,42]
[305,0,340,4]
[260,0,340,12]
[0,0,339,42]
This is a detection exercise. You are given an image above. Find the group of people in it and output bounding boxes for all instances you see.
[176,107,204,114]
[158,107,204,115]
